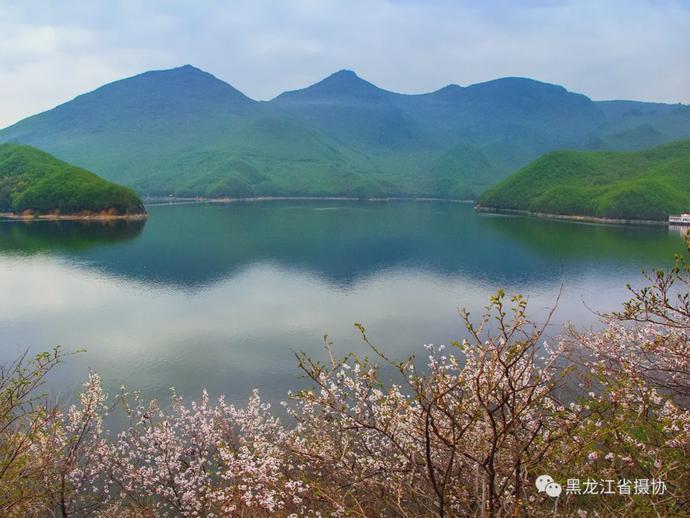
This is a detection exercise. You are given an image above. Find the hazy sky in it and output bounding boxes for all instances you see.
[1,0,689,127]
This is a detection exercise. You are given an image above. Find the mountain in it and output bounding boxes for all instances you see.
[404,77,607,172]
[0,143,145,216]
[273,69,426,150]
[276,69,391,103]
[1,65,690,200]
[591,100,690,151]
[414,77,605,138]
[0,66,383,198]
[477,140,690,221]
[272,73,612,196]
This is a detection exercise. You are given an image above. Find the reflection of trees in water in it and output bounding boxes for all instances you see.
[0,219,146,254]
[0,202,685,289]
[480,213,684,263]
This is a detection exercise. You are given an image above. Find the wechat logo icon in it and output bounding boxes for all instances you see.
[536,474,562,497]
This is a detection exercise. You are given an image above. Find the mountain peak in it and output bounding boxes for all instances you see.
[467,77,569,95]
[328,69,360,80]
[317,69,378,91]
[0,64,257,133]
[66,65,256,110]
[172,63,211,75]
[274,69,393,103]
[174,64,218,78]
[425,84,464,100]
[137,64,239,87]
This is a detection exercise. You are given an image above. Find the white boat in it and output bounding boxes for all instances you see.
[669,213,690,225]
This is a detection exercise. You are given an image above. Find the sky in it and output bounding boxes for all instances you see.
[1,0,689,127]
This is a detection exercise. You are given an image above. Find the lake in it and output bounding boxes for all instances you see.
[0,201,685,408]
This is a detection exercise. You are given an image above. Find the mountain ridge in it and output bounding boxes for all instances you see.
[6,66,689,126]
[2,65,689,200]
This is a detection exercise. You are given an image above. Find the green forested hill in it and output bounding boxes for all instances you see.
[1,65,689,200]
[477,140,690,220]
[0,143,145,215]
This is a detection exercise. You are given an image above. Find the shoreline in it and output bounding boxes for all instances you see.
[0,211,148,222]
[474,205,669,226]
[143,195,475,206]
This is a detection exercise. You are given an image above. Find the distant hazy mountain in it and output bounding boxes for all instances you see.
[273,69,427,151]
[478,140,690,221]
[590,100,690,151]
[2,65,689,199]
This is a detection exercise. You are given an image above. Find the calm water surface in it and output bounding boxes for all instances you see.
[0,201,685,407]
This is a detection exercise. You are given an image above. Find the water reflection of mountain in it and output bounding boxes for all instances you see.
[0,202,683,289]
[479,213,684,264]
[0,219,146,254]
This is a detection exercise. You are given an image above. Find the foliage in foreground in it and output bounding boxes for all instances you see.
[2,264,690,516]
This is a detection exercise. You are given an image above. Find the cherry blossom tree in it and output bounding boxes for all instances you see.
[1,279,688,516]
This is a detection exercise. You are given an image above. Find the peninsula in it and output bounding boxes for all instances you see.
[0,143,146,220]
[476,140,690,222]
